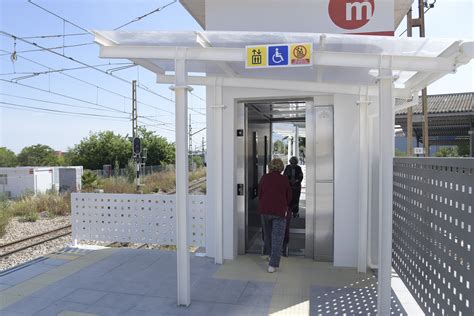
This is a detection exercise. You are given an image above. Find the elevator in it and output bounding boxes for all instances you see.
[236,98,334,261]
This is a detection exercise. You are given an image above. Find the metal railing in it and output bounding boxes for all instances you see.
[91,164,174,177]
[392,158,473,316]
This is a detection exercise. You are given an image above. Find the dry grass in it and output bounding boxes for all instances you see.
[100,177,136,194]
[0,193,71,237]
[97,168,206,194]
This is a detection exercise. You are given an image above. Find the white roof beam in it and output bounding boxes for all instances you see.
[196,32,237,77]
[131,58,165,74]
[99,45,457,73]
[156,74,411,98]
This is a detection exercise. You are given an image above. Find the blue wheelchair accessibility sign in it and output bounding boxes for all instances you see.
[268,45,288,66]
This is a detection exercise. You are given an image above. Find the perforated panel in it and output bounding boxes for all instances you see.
[392,158,473,316]
[72,193,206,247]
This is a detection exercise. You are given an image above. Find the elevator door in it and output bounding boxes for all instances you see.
[245,123,271,253]
[305,104,334,261]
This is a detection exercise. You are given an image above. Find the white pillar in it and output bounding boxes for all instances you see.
[377,70,394,315]
[213,80,224,264]
[173,56,191,307]
[358,98,370,273]
[295,126,299,161]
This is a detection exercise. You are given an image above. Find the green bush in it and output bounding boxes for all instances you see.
[82,170,100,190]
[21,210,39,222]
[0,201,11,237]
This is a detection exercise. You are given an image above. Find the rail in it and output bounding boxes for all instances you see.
[392,157,473,316]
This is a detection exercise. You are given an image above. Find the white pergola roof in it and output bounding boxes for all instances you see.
[94,30,473,99]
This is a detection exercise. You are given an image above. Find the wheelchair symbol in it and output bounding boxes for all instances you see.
[272,48,284,64]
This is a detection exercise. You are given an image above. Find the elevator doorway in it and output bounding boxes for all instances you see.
[242,99,307,256]
[237,97,334,261]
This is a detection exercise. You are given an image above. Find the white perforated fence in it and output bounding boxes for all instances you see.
[71,193,206,247]
[393,158,473,316]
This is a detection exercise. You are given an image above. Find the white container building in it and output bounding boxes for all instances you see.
[0,166,83,198]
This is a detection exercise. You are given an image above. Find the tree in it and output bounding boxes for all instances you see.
[435,147,458,157]
[17,144,59,166]
[273,139,287,154]
[68,131,131,170]
[457,144,470,157]
[137,127,175,166]
[0,147,17,167]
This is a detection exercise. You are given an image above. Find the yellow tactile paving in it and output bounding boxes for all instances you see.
[58,311,97,316]
[45,253,81,261]
[214,254,376,316]
[0,248,117,310]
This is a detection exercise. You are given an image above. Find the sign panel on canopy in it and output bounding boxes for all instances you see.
[246,43,313,69]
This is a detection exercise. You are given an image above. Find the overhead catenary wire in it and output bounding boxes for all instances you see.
[0,92,126,113]
[0,31,176,105]
[0,79,128,114]
[0,49,174,115]
[0,104,129,122]
[114,0,178,30]
[27,0,92,34]
[19,32,90,39]
[0,101,130,120]
[0,43,95,57]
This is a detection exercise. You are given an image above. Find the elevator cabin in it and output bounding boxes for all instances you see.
[237,98,334,261]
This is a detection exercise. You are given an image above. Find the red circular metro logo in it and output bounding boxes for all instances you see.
[328,0,375,30]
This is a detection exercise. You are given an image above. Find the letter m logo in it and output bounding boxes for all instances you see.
[329,0,375,30]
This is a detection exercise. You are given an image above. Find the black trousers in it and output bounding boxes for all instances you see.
[289,187,301,214]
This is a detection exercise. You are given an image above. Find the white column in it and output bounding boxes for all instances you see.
[358,98,370,273]
[295,126,299,161]
[304,101,315,258]
[377,70,394,315]
[173,56,191,307]
[213,80,224,264]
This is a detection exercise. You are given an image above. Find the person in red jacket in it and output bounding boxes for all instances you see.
[258,158,292,273]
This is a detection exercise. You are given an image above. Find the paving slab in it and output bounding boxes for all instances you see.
[0,248,415,316]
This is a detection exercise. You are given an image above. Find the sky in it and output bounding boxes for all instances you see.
[0,0,473,154]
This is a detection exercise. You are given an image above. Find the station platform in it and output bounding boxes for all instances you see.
[0,247,408,315]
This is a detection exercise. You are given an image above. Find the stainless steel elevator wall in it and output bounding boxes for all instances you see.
[313,106,334,261]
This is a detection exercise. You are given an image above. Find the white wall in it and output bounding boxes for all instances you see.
[205,0,394,34]
[333,94,360,267]
[206,86,362,267]
[0,168,35,198]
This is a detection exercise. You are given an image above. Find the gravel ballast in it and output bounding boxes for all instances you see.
[0,216,110,271]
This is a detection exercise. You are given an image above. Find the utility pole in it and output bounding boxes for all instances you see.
[201,137,205,156]
[131,80,141,190]
[408,0,430,157]
[132,80,138,138]
[188,114,192,171]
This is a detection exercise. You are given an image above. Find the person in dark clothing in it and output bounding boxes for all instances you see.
[258,158,292,273]
[281,156,304,256]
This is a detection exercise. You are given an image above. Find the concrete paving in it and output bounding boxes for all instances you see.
[1,248,408,315]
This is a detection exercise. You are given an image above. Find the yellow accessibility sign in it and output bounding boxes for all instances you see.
[290,43,312,65]
[245,43,312,69]
[246,46,267,68]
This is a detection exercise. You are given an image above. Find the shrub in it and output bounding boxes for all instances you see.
[21,210,39,222]
[82,170,100,190]
[0,201,11,237]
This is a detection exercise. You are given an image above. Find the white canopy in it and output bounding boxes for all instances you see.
[94,30,473,97]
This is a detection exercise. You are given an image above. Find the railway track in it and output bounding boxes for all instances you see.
[0,225,72,259]
[1,177,206,260]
